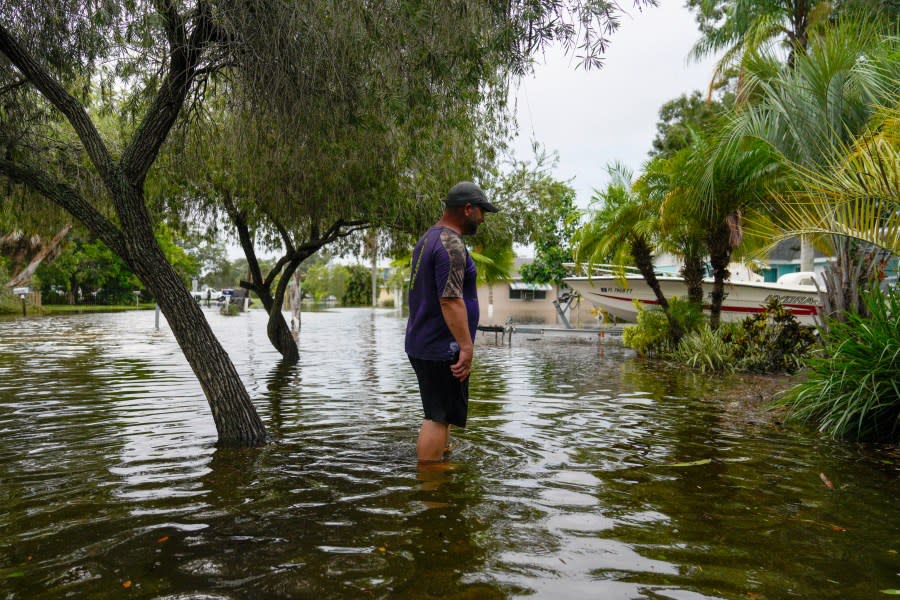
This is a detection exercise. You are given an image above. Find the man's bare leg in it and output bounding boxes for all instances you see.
[417,420,449,462]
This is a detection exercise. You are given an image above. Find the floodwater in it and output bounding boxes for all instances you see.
[0,307,897,599]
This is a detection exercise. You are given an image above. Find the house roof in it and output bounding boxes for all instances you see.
[767,237,828,262]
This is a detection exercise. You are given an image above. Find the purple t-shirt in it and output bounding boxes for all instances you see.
[405,226,479,360]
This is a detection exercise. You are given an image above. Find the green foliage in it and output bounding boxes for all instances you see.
[624,296,705,357]
[154,224,201,286]
[0,261,18,314]
[623,304,675,357]
[723,298,817,373]
[303,263,350,303]
[385,255,411,292]
[671,324,737,373]
[489,147,578,286]
[622,296,705,356]
[33,227,202,305]
[668,295,706,334]
[342,264,372,306]
[472,245,515,287]
[649,91,732,159]
[519,241,571,287]
[777,287,900,441]
[36,237,141,305]
[220,303,242,317]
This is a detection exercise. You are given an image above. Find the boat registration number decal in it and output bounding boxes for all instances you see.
[765,293,816,305]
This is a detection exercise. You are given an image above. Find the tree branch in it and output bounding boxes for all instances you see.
[255,198,295,255]
[120,1,217,186]
[0,158,128,260]
[0,23,117,187]
[0,76,28,96]
[221,190,267,293]
[6,224,72,288]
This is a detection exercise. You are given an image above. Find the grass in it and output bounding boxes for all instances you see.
[775,287,900,442]
[37,303,158,315]
[670,324,736,373]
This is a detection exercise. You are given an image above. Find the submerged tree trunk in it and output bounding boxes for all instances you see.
[243,257,302,365]
[120,192,268,445]
[0,13,268,446]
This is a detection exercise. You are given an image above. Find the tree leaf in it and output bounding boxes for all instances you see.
[666,458,713,467]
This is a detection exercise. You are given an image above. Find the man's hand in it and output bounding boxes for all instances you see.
[450,345,473,381]
[440,297,473,381]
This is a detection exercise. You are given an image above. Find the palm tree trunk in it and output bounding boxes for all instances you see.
[800,235,815,272]
[680,252,705,309]
[631,236,684,341]
[707,226,733,330]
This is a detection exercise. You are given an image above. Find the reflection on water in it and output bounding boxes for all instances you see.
[0,308,897,599]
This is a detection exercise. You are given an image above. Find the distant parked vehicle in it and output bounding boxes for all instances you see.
[190,288,225,303]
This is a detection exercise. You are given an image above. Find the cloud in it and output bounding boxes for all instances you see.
[511,1,719,208]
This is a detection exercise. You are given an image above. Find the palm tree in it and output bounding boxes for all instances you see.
[688,0,826,95]
[765,102,900,317]
[774,104,899,253]
[573,163,685,341]
[728,21,900,319]
[668,131,780,329]
[637,151,708,309]
[688,2,880,269]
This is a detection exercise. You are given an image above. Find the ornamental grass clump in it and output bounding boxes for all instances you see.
[670,324,737,373]
[723,298,817,373]
[776,287,900,442]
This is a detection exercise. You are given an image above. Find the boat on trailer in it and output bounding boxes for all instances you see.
[562,265,823,325]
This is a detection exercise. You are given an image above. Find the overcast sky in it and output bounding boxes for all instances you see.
[509,1,719,209]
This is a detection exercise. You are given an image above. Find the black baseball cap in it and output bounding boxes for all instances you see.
[443,181,499,213]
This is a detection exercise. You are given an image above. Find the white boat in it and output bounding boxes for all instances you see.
[563,267,823,325]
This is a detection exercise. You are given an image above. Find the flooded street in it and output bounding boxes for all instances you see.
[1,307,897,599]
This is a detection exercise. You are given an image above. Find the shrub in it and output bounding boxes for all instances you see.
[776,287,900,442]
[671,324,736,373]
[623,297,705,357]
[669,296,706,336]
[623,303,674,357]
[723,298,816,374]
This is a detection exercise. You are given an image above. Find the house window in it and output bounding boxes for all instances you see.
[508,282,552,301]
[509,288,547,301]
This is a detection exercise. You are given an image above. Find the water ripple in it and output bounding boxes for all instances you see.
[1,308,897,599]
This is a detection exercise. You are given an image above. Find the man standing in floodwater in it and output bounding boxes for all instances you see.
[405,181,499,463]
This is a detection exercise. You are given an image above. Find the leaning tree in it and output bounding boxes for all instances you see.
[0,0,655,443]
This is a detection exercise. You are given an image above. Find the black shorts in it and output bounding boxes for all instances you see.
[408,355,468,427]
